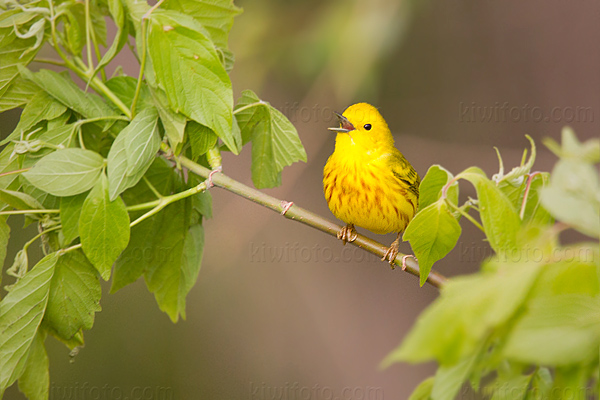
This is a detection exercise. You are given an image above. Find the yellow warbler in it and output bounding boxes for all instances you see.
[323,103,420,266]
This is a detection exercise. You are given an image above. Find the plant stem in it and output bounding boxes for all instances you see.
[233,101,266,115]
[84,0,94,71]
[32,58,66,67]
[0,168,30,178]
[142,176,164,199]
[173,148,447,289]
[519,172,542,219]
[131,17,149,117]
[445,198,485,233]
[0,209,60,216]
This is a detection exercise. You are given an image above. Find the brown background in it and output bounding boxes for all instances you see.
[2,0,599,398]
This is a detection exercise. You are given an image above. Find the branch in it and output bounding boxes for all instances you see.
[172,149,447,289]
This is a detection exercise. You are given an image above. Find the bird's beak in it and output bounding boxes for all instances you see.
[328,112,355,133]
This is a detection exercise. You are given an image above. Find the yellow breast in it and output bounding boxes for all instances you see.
[323,150,417,235]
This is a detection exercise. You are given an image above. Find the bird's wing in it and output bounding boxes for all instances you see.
[388,152,420,199]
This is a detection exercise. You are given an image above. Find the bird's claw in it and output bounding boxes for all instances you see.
[337,224,357,245]
[382,240,401,268]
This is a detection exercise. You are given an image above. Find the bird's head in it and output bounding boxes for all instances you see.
[328,103,394,150]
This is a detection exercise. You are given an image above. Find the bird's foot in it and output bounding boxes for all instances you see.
[337,224,357,245]
[382,234,401,268]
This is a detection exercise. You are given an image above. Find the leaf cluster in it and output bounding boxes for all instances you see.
[0,0,306,398]
[395,129,600,399]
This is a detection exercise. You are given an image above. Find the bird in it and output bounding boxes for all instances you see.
[323,103,420,267]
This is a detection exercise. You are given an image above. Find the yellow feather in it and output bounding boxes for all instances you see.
[323,103,420,236]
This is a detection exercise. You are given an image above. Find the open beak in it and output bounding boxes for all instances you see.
[328,112,355,133]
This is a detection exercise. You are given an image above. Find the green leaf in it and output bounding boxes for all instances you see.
[540,159,599,238]
[461,169,521,252]
[113,195,204,322]
[151,87,186,154]
[403,200,461,286]
[63,2,85,54]
[23,148,105,197]
[124,109,160,175]
[146,219,204,322]
[105,75,152,111]
[187,121,218,159]
[431,349,481,400]
[79,173,130,280]
[59,193,87,245]
[94,0,129,75]
[162,0,242,48]
[0,189,44,210]
[19,68,118,128]
[0,29,39,98]
[488,374,532,400]
[1,91,67,145]
[543,126,600,164]
[384,263,540,365]
[0,217,10,286]
[526,368,553,400]
[44,251,102,340]
[0,252,57,395]
[235,90,307,188]
[107,107,160,201]
[147,11,237,153]
[0,9,38,29]
[0,76,39,113]
[17,331,48,400]
[408,377,434,400]
[503,294,600,365]
[418,165,458,211]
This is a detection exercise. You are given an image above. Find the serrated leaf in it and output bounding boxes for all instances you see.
[79,173,130,280]
[187,121,218,159]
[59,193,87,245]
[147,11,237,153]
[23,149,105,197]
[17,330,48,400]
[403,200,461,286]
[44,250,102,340]
[107,108,160,200]
[235,90,307,188]
[0,252,57,394]
[19,68,118,128]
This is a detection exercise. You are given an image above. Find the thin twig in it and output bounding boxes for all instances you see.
[171,146,447,289]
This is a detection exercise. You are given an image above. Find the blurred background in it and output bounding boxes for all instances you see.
[2,0,599,398]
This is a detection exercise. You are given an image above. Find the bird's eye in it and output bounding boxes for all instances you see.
[364,124,372,130]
